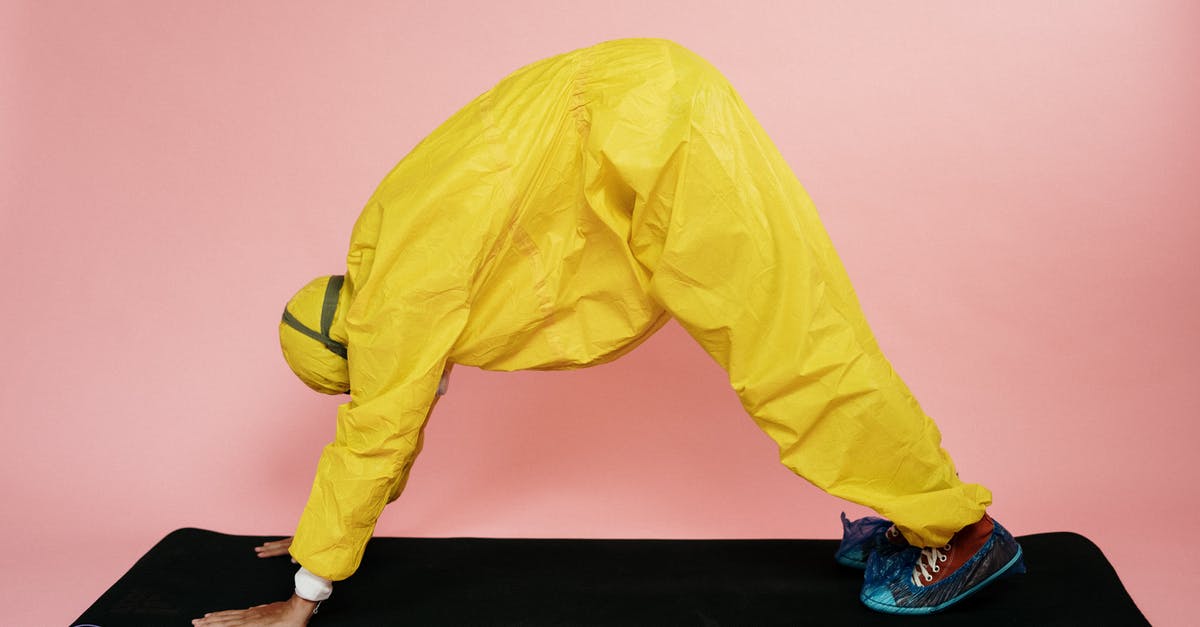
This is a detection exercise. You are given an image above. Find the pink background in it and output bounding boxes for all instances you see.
[4,1,1198,624]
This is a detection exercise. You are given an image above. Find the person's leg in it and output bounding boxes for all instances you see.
[617,43,990,548]
[581,39,1022,614]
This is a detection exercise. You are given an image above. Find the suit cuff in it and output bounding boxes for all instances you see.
[294,565,333,601]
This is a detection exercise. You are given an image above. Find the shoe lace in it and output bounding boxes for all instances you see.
[911,542,951,587]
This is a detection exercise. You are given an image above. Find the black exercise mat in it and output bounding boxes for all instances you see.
[71,528,1147,626]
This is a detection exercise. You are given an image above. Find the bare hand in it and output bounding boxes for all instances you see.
[254,537,295,562]
[193,594,317,626]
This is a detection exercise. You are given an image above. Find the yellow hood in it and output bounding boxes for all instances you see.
[279,275,350,394]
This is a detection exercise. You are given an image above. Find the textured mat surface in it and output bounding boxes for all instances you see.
[72,528,1147,626]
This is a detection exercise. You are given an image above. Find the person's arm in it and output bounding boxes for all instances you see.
[291,360,458,581]
[288,312,465,580]
[199,72,504,626]
[285,70,506,580]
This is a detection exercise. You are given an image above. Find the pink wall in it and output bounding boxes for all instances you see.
[4,1,1198,624]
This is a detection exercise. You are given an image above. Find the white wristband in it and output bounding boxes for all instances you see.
[294,566,333,602]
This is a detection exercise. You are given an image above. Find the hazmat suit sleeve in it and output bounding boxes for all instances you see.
[288,89,511,581]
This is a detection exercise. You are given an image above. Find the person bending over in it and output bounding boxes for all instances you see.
[193,38,1022,626]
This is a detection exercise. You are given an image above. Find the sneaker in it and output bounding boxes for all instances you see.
[834,512,908,569]
[860,514,1026,615]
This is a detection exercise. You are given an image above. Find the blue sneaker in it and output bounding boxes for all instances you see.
[860,514,1026,615]
[834,512,907,569]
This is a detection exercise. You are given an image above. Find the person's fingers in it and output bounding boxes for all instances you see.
[193,601,287,624]
[254,538,293,557]
[193,608,259,625]
[194,609,241,618]
[192,610,242,624]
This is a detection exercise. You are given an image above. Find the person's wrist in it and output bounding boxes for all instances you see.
[289,592,320,612]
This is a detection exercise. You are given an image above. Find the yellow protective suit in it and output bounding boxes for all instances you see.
[284,38,992,581]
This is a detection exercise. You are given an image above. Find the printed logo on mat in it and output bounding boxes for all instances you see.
[111,586,176,614]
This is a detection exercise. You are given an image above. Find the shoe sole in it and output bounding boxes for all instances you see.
[860,544,1025,615]
[835,554,867,569]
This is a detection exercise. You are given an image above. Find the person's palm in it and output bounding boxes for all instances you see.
[192,599,311,626]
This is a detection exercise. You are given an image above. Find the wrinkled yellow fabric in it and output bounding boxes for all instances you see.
[289,38,992,581]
